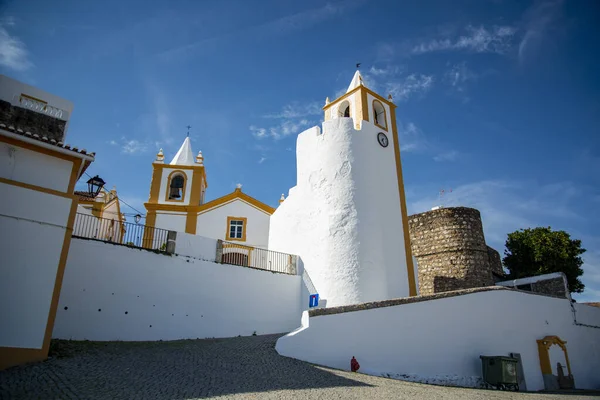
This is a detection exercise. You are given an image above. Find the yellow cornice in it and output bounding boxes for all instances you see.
[152,163,205,171]
[323,85,397,113]
[145,188,275,215]
[323,86,361,111]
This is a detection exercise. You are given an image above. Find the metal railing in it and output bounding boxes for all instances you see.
[73,213,169,251]
[216,240,297,275]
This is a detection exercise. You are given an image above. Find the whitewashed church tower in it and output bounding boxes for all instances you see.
[268,70,417,307]
[144,136,208,235]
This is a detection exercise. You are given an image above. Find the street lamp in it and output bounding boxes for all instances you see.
[86,175,105,197]
[134,214,142,224]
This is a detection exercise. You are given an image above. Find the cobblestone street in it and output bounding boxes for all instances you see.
[1,334,598,399]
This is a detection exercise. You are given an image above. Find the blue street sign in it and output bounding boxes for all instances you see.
[309,294,319,308]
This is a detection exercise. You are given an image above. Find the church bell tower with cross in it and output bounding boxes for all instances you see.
[268,68,417,307]
[144,129,208,236]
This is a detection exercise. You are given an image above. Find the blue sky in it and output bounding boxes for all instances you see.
[1,0,599,301]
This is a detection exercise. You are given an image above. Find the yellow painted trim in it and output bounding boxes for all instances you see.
[323,85,362,112]
[186,211,197,234]
[148,164,163,203]
[142,211,157,249]
[226,216,248,242]
[67,159,82,193]
[372,99,388,131]
[151,163,205,171]
[165,170,187,203]
[145,188,275,215]
[391,107,417,296]
[0,132,83,163]
[0,161,81,371]
[324,85,396,113]
[20,93,48,105]
[536,336,572,377]
[43,196,78,352]
[189,167,204,206]
[361,88,369,122]
[0,176,76,199]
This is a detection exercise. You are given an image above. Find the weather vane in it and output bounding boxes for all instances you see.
[356,63,361,69]
[186,125,192,137]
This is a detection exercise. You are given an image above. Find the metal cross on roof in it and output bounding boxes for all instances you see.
[186,125,192,137]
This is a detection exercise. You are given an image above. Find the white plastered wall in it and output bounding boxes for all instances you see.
[53,238,302,341]
[0,183,72,348]
[269,116,409,307]
[0,141,73,192]
[155,211,187,233]
[196,198,270,248]
[276,290,600,391]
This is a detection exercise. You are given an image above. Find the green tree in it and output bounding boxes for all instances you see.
[503,227,586,293]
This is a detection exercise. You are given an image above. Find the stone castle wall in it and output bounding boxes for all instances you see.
[408,207,500,295]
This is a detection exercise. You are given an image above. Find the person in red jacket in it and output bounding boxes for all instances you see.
[351,356,360,372]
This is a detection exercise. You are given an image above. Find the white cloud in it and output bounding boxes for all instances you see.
[258,157,267,164]
[399,122,426,152]
[369,65,402,77]
[109,137,150,154]
[253,100,318,140]
[518,0,564,64]
[412,25,517,55]
[251,118,311,140]
[445,62,477,90]
[0,19,33,71]
[433,150,459,162]
[386,74,434,101]
[263,101,321,119]
[122,139,148,154]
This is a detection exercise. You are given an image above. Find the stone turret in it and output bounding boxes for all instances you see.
[408,207,503,295]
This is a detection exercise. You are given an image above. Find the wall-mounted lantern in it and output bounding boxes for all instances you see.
[86,175,105,197]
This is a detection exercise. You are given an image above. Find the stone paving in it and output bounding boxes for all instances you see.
[1,334,598,399]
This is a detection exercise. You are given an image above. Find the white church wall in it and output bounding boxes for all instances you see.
[196,199,270,247]
[174,232,217,261]
[0,141,73,193]
[269,116,410,307]
[275,289,600,392]
[0,183,72,348]
[156,167,192,205]
[53,238,302,341]
[155,211,186,233]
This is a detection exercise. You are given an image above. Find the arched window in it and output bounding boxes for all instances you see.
[373,100,387,130]
[166,171,186,201]
[338,100,351,118]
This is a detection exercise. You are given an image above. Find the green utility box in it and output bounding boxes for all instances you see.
[480,355,519,390]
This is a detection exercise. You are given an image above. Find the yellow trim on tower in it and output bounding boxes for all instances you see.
[361,88,369,122]
[372,99,388,131]
[186,212,197,234]
[148,164,163,203]
[226,216,248,242]
[142,211,157,249]
[145,188,275,215]
[391,107,417,296]
[165,170,187,203]
[189,168,204,206]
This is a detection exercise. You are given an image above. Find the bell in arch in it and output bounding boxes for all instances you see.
[169,186,181,199]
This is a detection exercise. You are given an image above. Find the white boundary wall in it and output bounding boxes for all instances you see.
[276,289,600,391]
[53,238,303,341]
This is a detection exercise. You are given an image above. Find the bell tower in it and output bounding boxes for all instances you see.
[144,136,208,235]
[268,69,417,307]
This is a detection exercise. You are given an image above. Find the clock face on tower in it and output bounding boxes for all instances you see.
[377,132,389,148]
